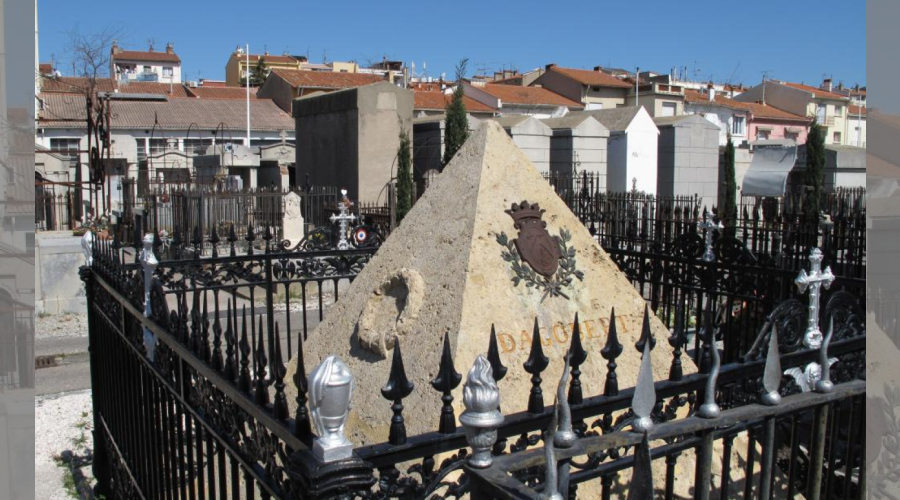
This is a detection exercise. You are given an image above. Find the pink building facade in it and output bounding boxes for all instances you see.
[745,101,810,144]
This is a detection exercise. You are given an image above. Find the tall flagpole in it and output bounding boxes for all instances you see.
[246,44,251,147]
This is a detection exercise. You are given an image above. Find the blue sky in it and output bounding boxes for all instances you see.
[39,0,866,88]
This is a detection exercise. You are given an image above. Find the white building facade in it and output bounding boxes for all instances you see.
[111,43,183,84]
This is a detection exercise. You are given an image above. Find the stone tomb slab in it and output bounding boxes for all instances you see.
[287,121,688,445]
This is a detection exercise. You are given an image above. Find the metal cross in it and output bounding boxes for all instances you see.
[697,212,724,262]
[794,248,835,349]
[330,189,357,250]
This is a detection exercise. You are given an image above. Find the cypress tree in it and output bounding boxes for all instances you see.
[250,57,270,87]
[442,58,469,169]
[396,128,413,222]
[722,134,737,226]
[805,119,826,214]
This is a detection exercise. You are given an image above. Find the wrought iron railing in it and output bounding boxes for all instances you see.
[83,225,865,499]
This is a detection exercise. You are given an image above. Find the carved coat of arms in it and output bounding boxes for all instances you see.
[497,201,584,301]
[506,201,561,276]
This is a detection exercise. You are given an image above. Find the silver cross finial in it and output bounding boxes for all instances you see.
[697,212,724,263]
[329,189,357,250]
[794,248,835,348]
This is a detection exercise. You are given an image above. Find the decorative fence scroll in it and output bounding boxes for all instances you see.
[84,227,865,499]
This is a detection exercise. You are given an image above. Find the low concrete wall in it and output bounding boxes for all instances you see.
[36,232,87,315]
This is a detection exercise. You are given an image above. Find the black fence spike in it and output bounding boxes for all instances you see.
[601,308,623,397]
[293,325,312,444]
[523,317,550,414]
[255,315,269,406]
[567,313,588,406]
[192,225,202,250]
[635,304,656,353]
[210,225,220,258]
[224,301,237,382]
[228,223,237,257]
[246,223,255,256]
[431,332,462,434]
[487,325,508,383]
[273,323,289,421]
[200,290,211,362]
[668,302,687,382]
[381,339,415,445]
[211,295,223,371]
[171,227,182,257]
[238,305,252,394]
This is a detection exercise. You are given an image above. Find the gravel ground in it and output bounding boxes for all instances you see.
[36,313,89,339]
[35,390,95,500]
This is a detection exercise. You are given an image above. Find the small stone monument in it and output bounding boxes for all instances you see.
[282,192,305,247]
[287,121,687,445]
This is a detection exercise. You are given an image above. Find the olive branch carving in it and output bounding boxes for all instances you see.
[497,228,584,302]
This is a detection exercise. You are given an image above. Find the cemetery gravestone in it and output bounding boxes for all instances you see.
[287,121,688,446]
[282,192,305,248]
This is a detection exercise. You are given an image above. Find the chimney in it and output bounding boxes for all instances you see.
[707,82,715,102]
[823,78,833,92]
[166,42,174,55]
[545,63,557,71]
[111,40,121,55]
[148,43,154,52]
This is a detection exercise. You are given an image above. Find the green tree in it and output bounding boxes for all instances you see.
[396,128,413,222]
[244,57,270,87]
[442,58,469,169]
[805,119,826,213]
[722,134,737,226]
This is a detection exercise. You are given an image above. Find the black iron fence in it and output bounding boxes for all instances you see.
[83,226,865,499]
[35,189,76,231]
[123,185,342,255]
[468,380,866,499]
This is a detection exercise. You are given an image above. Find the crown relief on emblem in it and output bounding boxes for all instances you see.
[496,200,584,302]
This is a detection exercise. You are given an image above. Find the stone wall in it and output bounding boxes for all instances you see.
[35,232,87,315]
[294,82,413,203]
[656,115,720,208]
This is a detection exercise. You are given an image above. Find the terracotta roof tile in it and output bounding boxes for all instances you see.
[480,84,583,108]
[782,82,848,101]
[113,50,181,63]
[270,68,384,89]
[848,105,867,116]
[547,66,633,88]
[117,81,191,98]
[413,91,496,113]
[186,86,260,99]
[40,76,117,94]
[39,93,88,123]
[743,101,810,122]
[685,89,808,121]
[684,89,750,111]
[39,93,293,131]
[241,54,301,65]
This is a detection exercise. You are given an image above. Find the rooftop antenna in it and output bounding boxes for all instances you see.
[761,70,773,105]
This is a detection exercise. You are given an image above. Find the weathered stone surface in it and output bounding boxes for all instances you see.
[286,121,691,446]
[282,192,305,248]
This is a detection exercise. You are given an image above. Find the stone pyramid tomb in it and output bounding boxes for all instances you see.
[288,121,683,445]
